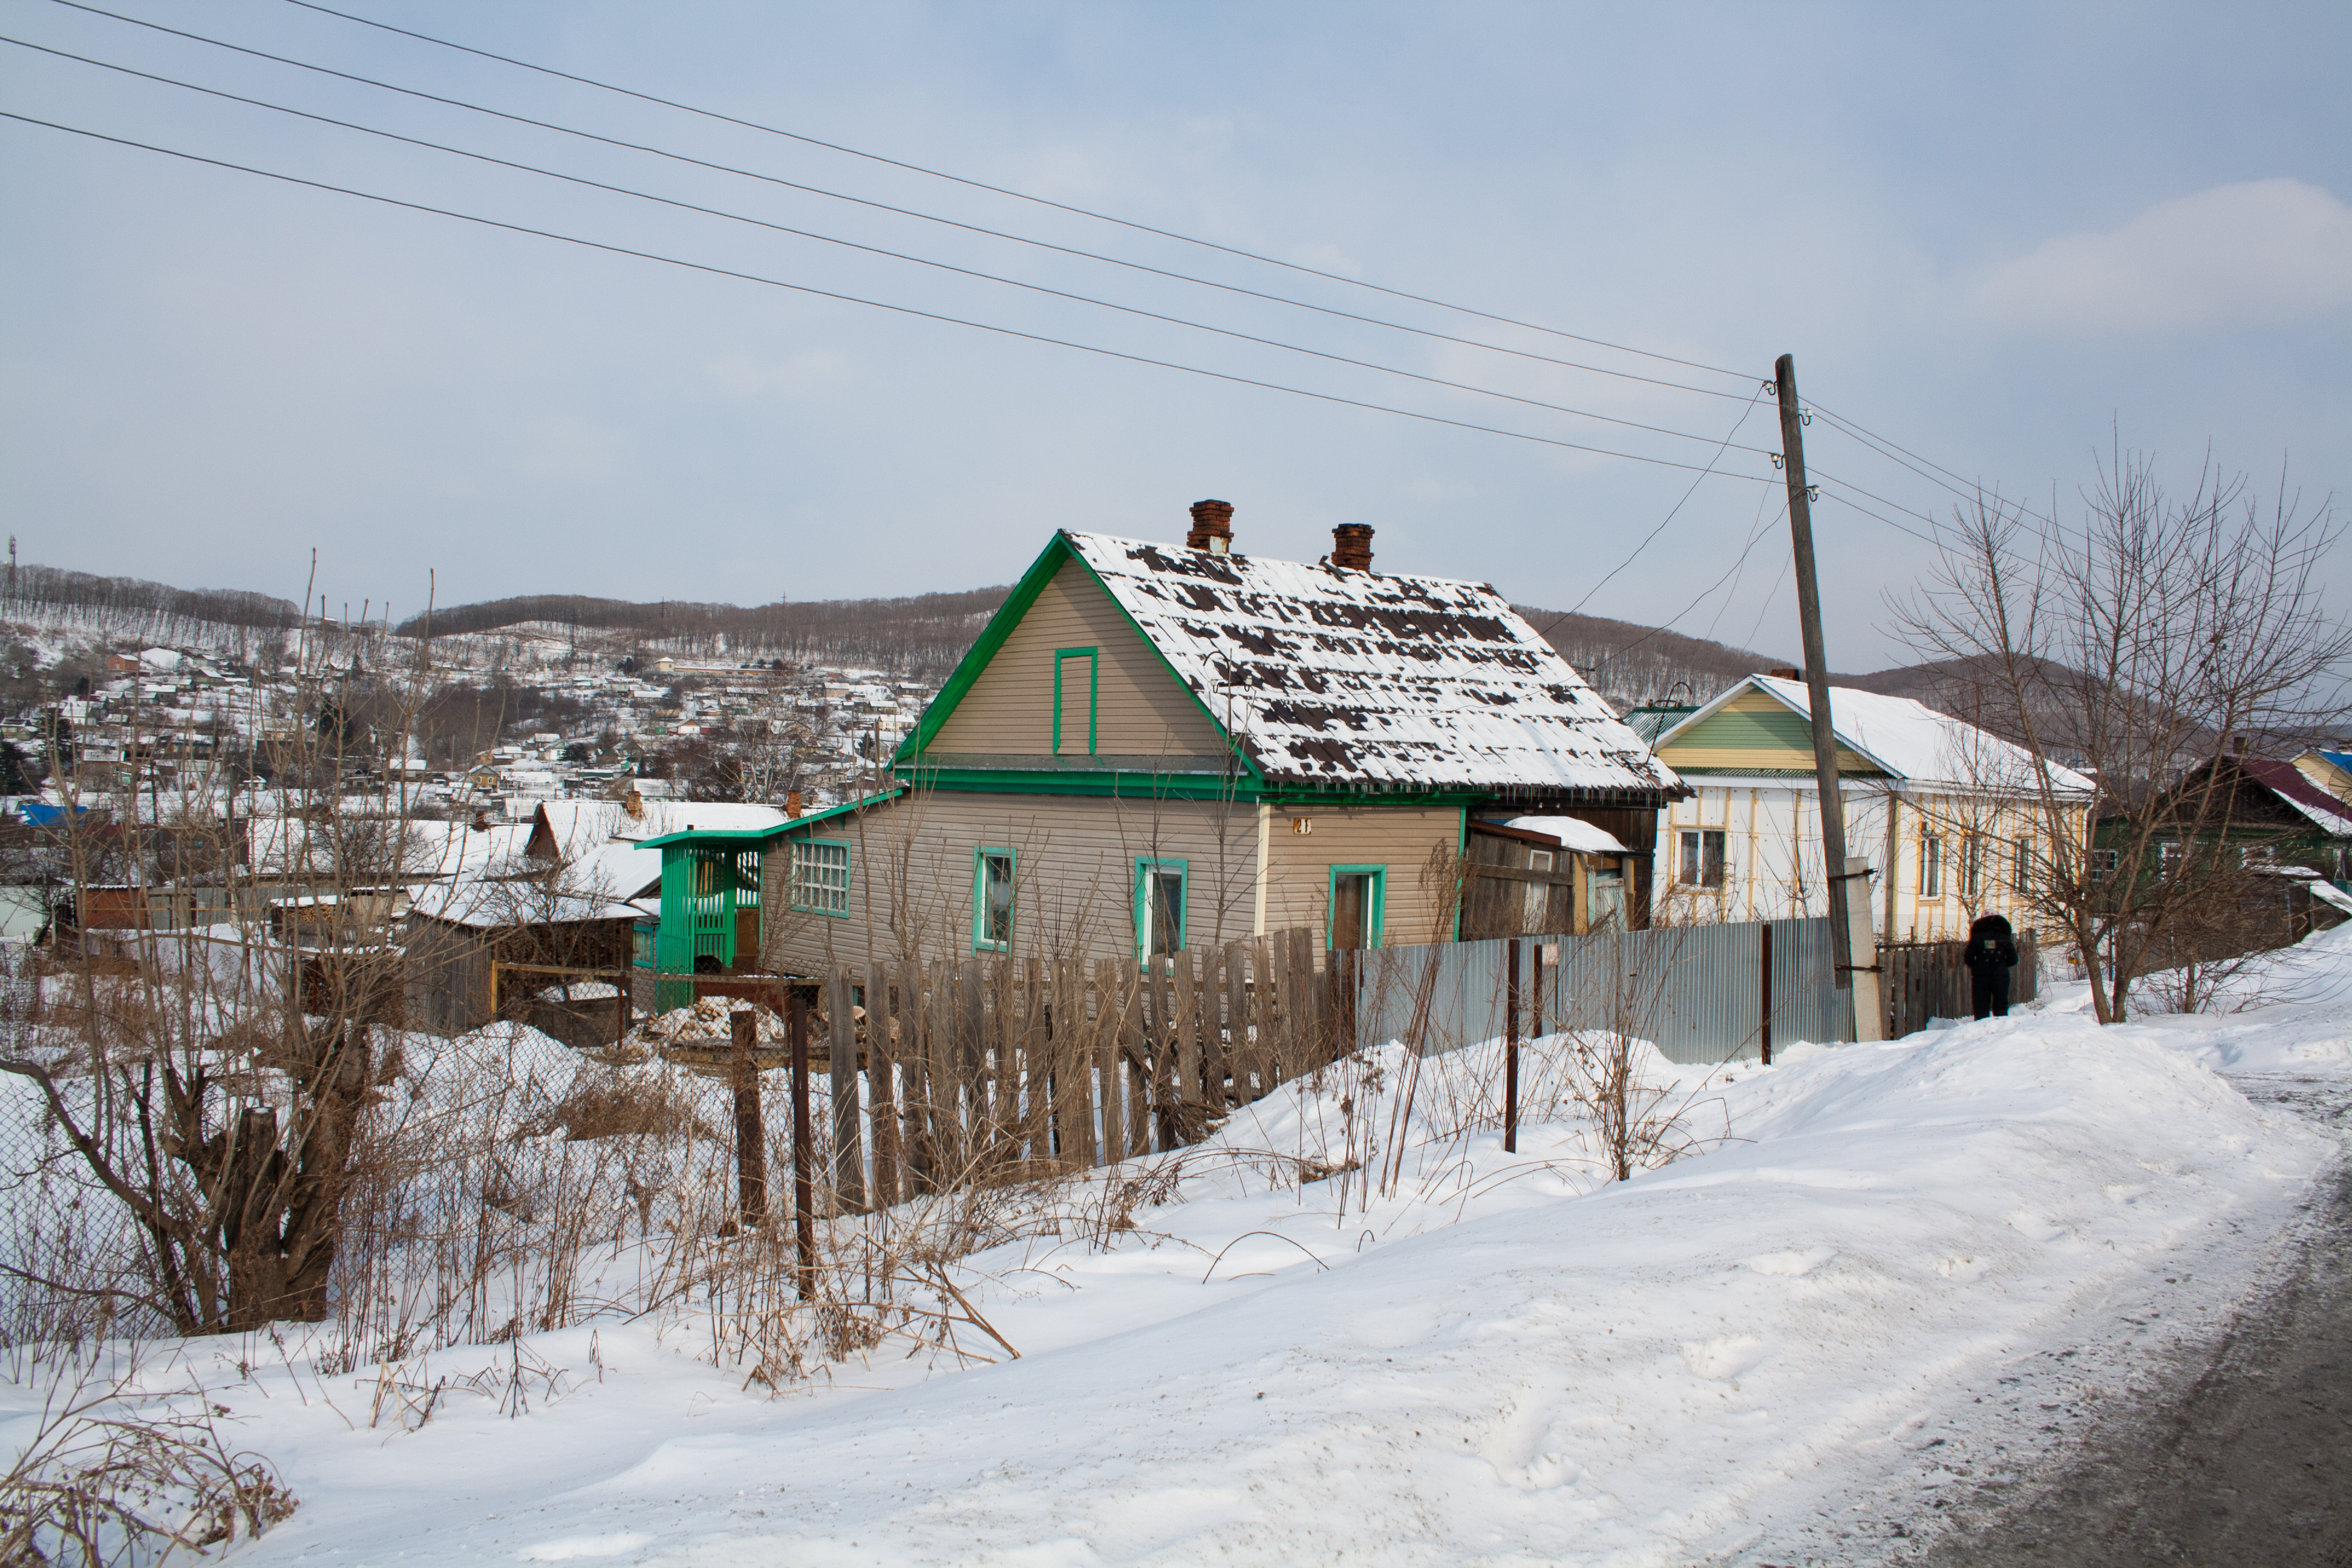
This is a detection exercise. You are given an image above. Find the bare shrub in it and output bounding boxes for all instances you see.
[0,1357,296,1566]
[511,1071,716,1143]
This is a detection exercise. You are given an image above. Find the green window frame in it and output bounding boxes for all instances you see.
[789,837,852,916]
[1053,647,1099,756]
[1327,864,1388,950]
[1134,856,1187,958]
[973,846,1016,953]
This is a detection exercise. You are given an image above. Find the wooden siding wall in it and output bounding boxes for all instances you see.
[1261,803,1463,948]
[760,794,1464,975]
[1653,782,2090,943]
[926,556,1227,761]
[1460,829,1572,938]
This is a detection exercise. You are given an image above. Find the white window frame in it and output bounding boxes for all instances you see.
[790,838,851,916]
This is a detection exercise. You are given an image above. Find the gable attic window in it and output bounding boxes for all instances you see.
[1677,830,1726,888]
[1053,648,1099,756]
[791,838,851,916]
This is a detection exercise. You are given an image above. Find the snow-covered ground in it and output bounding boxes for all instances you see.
[13,933,2352,1566]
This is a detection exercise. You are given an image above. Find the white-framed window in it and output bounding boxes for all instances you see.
[2240,843,2279,870]
[1921,834,1943,898]
[1677,829,1726,888]
[1136,858,1186,957]
[2012,837,2037,893]
[974,848,1015,950]
[790,838,851,915]
[2089,848,2121,877]
[1962,834,1982,898]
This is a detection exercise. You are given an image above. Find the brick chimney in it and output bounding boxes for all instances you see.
[1186,498,1235,554]
[1769,667,1800,681]
[1331,524,1374,571]
[786,789,803,818]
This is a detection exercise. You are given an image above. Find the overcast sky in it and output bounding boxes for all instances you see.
[4,1,2348,673]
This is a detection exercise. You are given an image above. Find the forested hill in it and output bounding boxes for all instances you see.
[1513,603,1793,710]
[392,587,1013,680]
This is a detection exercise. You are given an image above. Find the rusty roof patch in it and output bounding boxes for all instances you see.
[1067,531,1681,797]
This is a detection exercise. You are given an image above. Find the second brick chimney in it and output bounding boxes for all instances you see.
[1331,524,1374,571]
[1186,498,1235,554]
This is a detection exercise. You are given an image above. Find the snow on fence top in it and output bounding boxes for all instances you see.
[1067,532,1681,798]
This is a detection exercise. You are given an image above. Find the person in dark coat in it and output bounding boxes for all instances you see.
[1965,912,2018,1019]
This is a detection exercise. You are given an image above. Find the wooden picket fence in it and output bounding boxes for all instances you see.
[1877,932,2040,1037]
[812,927,1335,1209]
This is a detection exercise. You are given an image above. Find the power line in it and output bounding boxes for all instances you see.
[1739,547,1793,654]
[3,33,1778,458]
[38,0,1753,408]
[1534,388,1768,641]
[276,0,1756,384]
[1700,489,1785,644]
[1808,400,2062,528]
[1579,490,1788,690]
[0,109,1788,488]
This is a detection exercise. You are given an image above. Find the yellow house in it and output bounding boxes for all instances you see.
[1648,675,2094,941]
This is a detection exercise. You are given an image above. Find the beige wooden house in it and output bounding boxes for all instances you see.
[1648,675,2094,941]
[660,505,1683,978]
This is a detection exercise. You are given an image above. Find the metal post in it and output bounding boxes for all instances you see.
[1758,921,1774,1067]
[1774,353,1855,991]
[1504,938,1521,1154]
[788,987,816,1299]
[730,1007,766,1226]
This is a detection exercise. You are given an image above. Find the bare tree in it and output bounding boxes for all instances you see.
[1892,446,2352,1021]
[1,606,431,1332]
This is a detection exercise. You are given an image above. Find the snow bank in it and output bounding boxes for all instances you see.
[150,994,2329,1566]
[2043,920,2352,1074]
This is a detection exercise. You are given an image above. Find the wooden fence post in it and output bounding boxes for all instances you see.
[828,970,864,1210]
[730,1006,767,1227]
[1221,938,1248,1106]
[788,987,815,1298]
[1504,938,1520,1154]
[866,959,900,1209]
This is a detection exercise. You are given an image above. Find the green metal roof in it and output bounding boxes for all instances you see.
[636,787,903,849]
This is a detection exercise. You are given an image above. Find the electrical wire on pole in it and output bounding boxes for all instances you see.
[0,109,1790,489]
[0,32,1777,459]
[36,0,1756,407]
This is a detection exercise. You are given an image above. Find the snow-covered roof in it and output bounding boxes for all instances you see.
[1503,815,1632,855]
[1664,676,2097,797]
[1063,532,1679,798]
[408,877,649,929]
[247,815,533,880]
[2243,758,2352,837]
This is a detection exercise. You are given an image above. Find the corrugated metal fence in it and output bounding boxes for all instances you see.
[1341,917,1848,1065]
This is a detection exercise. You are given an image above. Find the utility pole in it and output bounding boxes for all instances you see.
[1774,354,1880,1037]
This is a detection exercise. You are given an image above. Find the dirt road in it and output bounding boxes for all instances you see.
[1916,1073,2352,1567]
